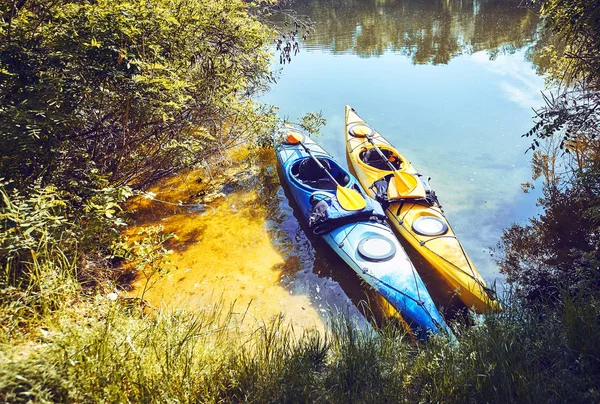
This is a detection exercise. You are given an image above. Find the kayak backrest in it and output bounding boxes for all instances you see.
[299,157,331,180]
[360,148,402,171]
[293,157,351,190]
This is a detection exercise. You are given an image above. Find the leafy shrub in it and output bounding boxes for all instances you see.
[111,225,176,303]
[498,160,600,303]
[0,181,133,311]
[0,0,276,192]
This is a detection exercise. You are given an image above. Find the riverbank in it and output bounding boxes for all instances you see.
[1,143,599,403]
[123,147,336,333]
[1,275,598,402]
[2,0,600,400]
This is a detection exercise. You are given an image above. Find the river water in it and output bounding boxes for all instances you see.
[131,0,547,330]
[262,0,547,291]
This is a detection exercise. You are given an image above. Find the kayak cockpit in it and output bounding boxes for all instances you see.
[359,147,402,171]
[291,157,351,190]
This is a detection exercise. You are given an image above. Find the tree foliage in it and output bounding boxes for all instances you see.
[499,158,600,302]
[504,0,600,300]
[538,0,600,86]
[524,0,600,149]
[0,0,283,303]
[0,0,277,192]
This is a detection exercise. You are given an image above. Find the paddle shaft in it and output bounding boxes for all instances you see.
[293,134,366,210]
[363,133,402,174]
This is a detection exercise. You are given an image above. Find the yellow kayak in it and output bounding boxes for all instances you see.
[344,105,499,313]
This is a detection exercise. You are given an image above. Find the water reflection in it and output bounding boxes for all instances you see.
[291,0,539,63]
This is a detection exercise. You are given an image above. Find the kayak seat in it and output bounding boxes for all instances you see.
[361,148,402,170]
[296,158,351,190]
[304,178,337,190]
[299,157,331,180]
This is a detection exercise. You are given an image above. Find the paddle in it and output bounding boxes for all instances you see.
[350,125,425,199]
[287,132,367,211]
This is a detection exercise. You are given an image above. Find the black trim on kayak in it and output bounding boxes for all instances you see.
[311,212,388,236]
[397,201,405,216]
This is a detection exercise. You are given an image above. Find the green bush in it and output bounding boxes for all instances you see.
[0,0,276,191]
[0,181,134,319]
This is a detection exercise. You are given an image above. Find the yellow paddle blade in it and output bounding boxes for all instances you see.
[336,185,367,211]
[387,171,426,200]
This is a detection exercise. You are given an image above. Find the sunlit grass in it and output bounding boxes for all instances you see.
[1,288,599,403]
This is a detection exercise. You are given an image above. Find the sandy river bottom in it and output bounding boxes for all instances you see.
[124,148,404,333]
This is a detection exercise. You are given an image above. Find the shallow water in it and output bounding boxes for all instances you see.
[128,149,385,331]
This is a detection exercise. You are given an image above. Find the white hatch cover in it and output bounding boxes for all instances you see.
[412,216,448,236]
[357,236,396,262]
[348,124,374,138]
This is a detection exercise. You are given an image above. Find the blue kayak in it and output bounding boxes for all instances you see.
[275,127,452,340]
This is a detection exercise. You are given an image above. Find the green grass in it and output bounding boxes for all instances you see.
[1,290,599,403]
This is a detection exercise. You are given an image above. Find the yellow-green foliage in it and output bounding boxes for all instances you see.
[523,0,600,147]
[537,0,600,86]
[0,0,277,191]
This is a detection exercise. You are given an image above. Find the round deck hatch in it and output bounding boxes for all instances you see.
[348,124,374,138]
[357,236,396,262]
[412,216,448,236]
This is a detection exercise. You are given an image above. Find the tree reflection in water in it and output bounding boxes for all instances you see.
[289,0,539,64]
[498,139,600,304]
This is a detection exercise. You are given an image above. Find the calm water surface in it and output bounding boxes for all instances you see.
[263,0,547,291]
